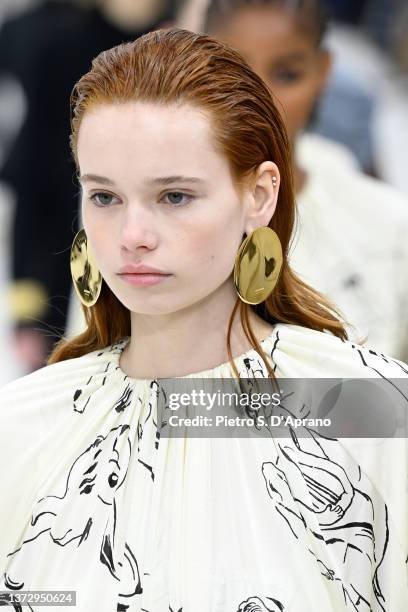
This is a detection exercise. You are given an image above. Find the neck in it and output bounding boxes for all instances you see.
[120,280,274,378]
[290,133,308,193]
[293,163,307,193]
[290,136,307,193]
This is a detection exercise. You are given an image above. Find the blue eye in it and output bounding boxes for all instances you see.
[162,191,192,206]
[90,192,118,207]
[89,191,193,208]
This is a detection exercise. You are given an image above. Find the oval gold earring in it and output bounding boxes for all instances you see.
[70,228,102,307]
[233,226,283,305]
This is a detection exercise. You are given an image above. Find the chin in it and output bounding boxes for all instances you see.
[109,279,218,315]
[118,297,190,316]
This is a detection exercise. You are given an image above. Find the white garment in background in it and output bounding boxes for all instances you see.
[326,24,408,195]
[374,78,408,196]
[0,323,407,611]
[291,133,408,360]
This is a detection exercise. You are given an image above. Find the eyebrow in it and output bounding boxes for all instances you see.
[79,173,114,185]
[145,175,206,186]
[79,174,206,186]
[273,52,307,63]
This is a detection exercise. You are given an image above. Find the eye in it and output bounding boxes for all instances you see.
[273,69,304,83]
[108,472,119,488]
[161,191,193,206]
[89,192,120,207]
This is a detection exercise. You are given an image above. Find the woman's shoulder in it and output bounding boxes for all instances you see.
[264,323,408,379]
[0,339,128,405]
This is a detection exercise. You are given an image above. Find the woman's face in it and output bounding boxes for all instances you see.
[211,5,331,141]
[77,102,267,316]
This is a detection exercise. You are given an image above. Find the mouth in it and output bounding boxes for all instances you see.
[117,272,172,286]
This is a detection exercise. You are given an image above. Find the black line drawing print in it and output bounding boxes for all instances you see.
[0,579,34,611]
[352,343,408,377]
[113,383,134,413]
[243,356,266,377]
[73,340,134,414]
[237,595,284,611]
[73,362,135,414]
[73,359,118,413]
[136,380,163,481]
[1,424,143,609]
[262,425,390,611]
[269,330,280,374]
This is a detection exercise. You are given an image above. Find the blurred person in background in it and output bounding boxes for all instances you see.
[317,0,382,168]
[177,0,209,30]
[318,0,408,192]
[322,0,367,24]
[305,0,376,172]
[0,0,39,25]
[392,5,408,74]
[290,0,407,175]
[0,0,182,375]
[310,60,375,172]
[0,4,35,386]
[360,0,398,49]
[204,0,408,361]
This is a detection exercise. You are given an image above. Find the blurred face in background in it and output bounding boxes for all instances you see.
[210,4,331,142]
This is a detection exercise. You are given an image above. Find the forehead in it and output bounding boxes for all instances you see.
[216,5,314,57]
[76,101,224,177]
[78,102,212,151]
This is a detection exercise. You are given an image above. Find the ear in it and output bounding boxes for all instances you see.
[243,161,280,235]
[315,49,332,94]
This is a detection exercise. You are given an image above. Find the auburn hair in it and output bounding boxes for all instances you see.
[49,27,347,376]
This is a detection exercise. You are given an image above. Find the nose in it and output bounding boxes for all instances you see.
[119,203,159,253]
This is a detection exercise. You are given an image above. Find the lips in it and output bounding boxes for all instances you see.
[117,264,170,276]
[117,265,172,287]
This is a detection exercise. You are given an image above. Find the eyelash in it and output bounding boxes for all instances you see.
[89,191,194,208]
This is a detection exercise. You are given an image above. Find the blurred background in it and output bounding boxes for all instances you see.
[0,0,407,385]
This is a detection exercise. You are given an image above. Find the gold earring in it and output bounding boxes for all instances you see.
[233,226,283,305]
[70,228,102,307]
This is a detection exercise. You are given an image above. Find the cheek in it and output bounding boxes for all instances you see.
[275,83,319,135]
[81,204,97,242]
[179,216,241,276]
[81,208,113,271]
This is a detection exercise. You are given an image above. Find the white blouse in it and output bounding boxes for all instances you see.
[0,323,407,611]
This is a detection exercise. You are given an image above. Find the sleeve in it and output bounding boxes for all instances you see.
[0,354,91,572]
[0,377,48,572]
